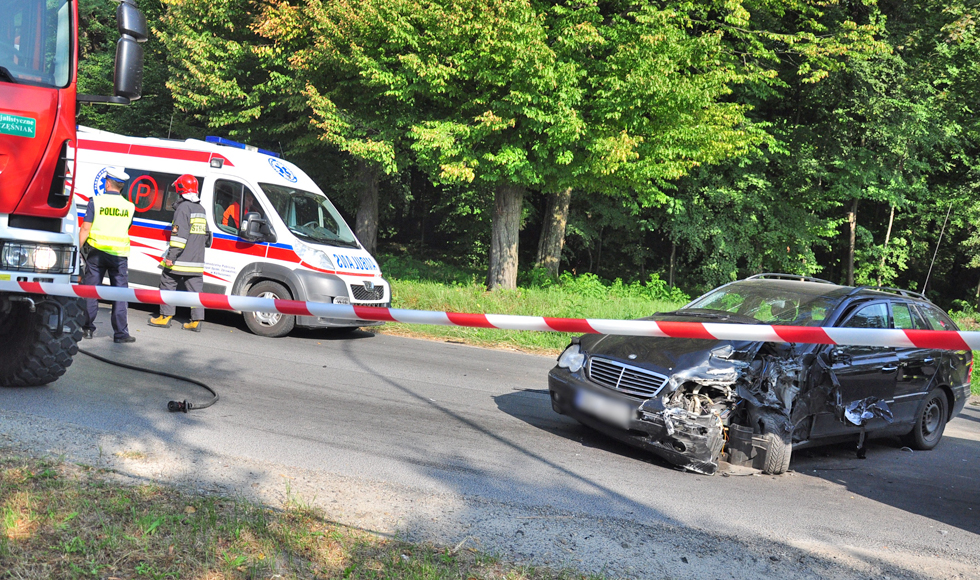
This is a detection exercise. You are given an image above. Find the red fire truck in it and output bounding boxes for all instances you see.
[0,0,146,386]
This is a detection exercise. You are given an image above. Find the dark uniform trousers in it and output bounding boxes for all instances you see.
[81,248,130,340]
[158,269,205,320]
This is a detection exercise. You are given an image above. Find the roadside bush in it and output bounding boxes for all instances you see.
[558,272,689,303]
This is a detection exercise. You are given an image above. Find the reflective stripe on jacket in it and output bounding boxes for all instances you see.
[163,199,209,275]
[87,193,135,257]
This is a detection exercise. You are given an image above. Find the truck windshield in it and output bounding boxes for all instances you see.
[0,0,71,87]
[261,183,361,249]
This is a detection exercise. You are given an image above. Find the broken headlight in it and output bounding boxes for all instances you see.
[557,344,585,373]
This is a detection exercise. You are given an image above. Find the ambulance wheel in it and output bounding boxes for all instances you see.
[0,296,84,387]
[244,281,296,338]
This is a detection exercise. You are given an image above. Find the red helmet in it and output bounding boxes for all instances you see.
[173,174,199,195]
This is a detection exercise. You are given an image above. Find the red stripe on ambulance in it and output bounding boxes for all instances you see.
[79,140,234,168]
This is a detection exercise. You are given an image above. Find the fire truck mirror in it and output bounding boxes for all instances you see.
[114,38,144,101]
[117,1,149,42]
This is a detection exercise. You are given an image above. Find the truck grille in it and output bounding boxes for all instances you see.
[351,281,386,302]
[587,357,669,399]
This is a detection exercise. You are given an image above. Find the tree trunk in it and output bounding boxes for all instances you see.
[534,187,572,280]
[669,241,676,288]
[877,205,895,286]
[354,160,380,255]
[847,199,858,286]
[487,184,525,291]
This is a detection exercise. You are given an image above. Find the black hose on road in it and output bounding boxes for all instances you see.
[77,347,219,412]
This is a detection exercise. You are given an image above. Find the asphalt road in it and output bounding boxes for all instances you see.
[1,305,979,579]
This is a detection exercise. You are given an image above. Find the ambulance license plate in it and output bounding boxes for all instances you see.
[574,389,633,430]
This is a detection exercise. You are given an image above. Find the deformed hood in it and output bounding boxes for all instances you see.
[580,313,764,372]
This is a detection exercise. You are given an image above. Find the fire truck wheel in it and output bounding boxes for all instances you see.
[243,280,296,338]
[0,296,84,387]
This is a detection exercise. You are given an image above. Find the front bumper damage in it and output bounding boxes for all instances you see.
[549,343,919,475]
[548,346,806,475]
[549,369,726,475]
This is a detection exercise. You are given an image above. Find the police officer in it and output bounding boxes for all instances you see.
[149,174,210,331]
[79,167,136,343]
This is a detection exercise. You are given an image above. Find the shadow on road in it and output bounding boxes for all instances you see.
[792,409,980,536]
[2,314,976,580]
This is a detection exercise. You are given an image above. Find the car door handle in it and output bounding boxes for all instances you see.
[881,366,898,373]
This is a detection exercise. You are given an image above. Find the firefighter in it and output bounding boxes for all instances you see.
[79,167,136,343]
[149,174,210,331]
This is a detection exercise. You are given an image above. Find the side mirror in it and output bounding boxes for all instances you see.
[829,347,852,365]
[117,0,149,41]
[77,0,147,105]
[242,212,275,243]
[113,0,147,101]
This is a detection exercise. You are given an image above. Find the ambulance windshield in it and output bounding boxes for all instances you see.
[261,184,360,249]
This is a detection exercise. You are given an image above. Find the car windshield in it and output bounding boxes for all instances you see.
[260,183,360,249]
[682,281,844,326]
[0,0,71,88]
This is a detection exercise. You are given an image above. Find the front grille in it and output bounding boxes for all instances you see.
[351,282,386,301]
[588,357,669,399]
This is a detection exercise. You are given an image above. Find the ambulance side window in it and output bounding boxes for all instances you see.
[214,181,241,234]
[213,180,263,235]
[125,170,197,224]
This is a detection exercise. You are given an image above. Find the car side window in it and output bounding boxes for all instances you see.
[843,303,889,329]
[919,304,957,331]
[892,303,915,330]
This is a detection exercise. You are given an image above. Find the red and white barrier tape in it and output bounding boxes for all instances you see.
[2,281,978,350]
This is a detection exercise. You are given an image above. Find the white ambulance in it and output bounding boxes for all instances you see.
[71,126,390,337]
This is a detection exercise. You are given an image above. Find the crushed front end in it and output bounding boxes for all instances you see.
[548,337,804,475]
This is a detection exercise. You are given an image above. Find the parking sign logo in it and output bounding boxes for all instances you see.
[269,158,298,183]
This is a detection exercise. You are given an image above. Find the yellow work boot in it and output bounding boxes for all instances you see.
[182,320,203,332]
[148,315,173,328]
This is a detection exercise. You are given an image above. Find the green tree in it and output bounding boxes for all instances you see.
[77,0,179,137]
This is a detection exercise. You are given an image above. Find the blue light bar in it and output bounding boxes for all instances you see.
[205,136,280,158]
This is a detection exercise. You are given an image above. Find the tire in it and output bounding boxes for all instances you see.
[758,412,793,475]
[243,280,295,338]
[761,432,792,475]
[902,388,948,450]
[0,296,84,387]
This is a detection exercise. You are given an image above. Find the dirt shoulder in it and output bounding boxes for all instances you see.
[2,406,978,580]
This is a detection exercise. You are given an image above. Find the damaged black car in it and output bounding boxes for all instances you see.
[548,274,973,475]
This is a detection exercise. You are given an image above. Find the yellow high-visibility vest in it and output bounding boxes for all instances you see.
[87,193,135,257]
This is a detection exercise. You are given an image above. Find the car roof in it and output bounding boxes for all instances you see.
[734,274,932,304]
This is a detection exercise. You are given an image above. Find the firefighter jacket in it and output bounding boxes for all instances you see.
[87,192,135,257]
[163,198,209,275]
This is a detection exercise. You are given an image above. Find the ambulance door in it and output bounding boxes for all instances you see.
[206,178,269,294]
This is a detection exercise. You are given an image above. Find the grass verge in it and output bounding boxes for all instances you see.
[0,452,587,580]
[379,278,684,355]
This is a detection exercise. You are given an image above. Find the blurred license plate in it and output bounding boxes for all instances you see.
[575,389,633,429]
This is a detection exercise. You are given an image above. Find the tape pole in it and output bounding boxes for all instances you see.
[1,280,978,350]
